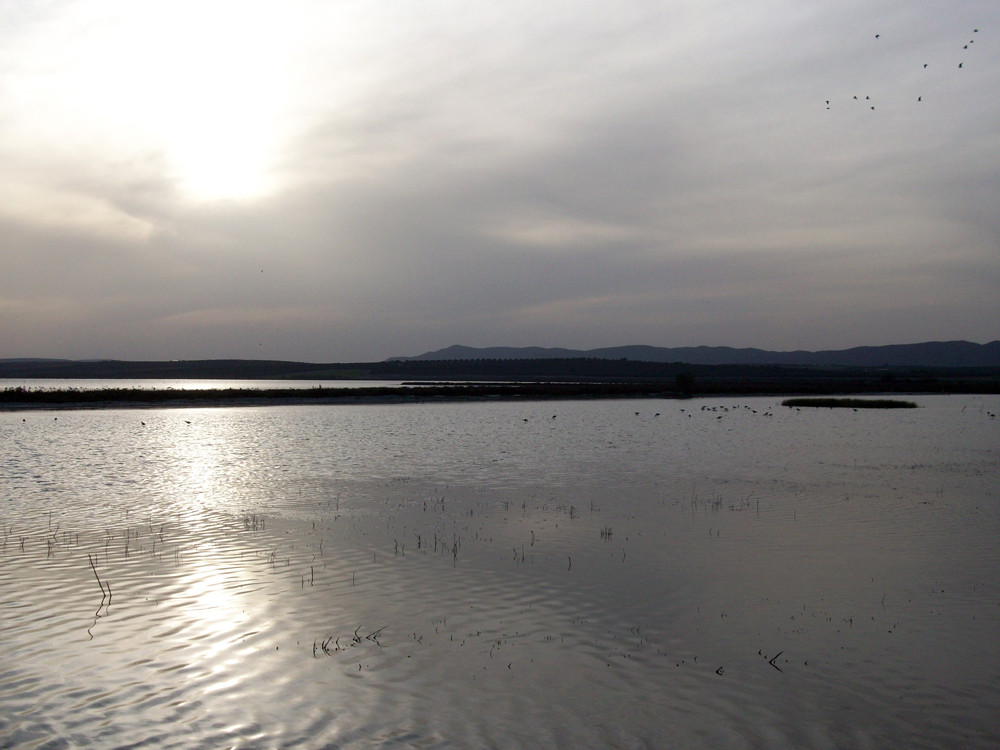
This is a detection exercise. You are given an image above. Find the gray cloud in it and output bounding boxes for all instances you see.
[2,1,998,361]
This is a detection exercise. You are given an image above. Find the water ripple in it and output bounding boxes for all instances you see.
[2,396,999,747]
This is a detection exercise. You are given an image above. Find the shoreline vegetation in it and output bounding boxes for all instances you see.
[781,397,918,409]
[0,379,985,411]
[5,383,677,410]
[2,358,998,410]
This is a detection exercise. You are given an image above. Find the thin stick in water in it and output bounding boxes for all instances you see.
[88,553,107,599]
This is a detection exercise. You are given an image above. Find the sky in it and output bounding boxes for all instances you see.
[2,0,998,362]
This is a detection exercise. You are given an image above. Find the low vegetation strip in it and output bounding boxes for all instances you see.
[0,382,678,410]
[781,397,918,409]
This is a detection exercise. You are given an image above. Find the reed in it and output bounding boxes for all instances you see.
[88,553,108,600]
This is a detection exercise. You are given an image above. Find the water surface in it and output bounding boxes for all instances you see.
[2,395,998,747]
[0,378,410,392]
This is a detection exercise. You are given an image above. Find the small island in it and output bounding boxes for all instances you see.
[781,397,918,409]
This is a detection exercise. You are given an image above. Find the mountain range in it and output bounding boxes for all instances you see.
[393,340,1000,368]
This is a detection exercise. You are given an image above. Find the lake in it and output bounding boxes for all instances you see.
[0,378,413,392]
[2,393,998,748]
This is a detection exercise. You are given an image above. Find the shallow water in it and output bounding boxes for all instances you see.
[2,395,999,747]
[0,378,410,392]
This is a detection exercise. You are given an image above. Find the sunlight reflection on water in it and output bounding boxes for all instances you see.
[1,395,998,747]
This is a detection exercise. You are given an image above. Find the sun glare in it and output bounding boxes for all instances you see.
[19,1,297,204]
[9,1,401,209]
[123,3,292,203]
[154,76,282,203]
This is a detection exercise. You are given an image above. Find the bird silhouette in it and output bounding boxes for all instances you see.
[959,62,964,68]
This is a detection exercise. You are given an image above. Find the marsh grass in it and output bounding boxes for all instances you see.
[0,382,681,408]
[781,397,918,409]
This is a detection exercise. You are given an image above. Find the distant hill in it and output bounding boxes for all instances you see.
[393,341,1000,368]
[2,341,998,383]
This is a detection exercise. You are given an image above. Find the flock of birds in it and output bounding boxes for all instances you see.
[519,404,778,423]
[825,27,981,111]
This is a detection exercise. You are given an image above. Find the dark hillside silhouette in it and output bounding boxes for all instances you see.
[393,340,1000,368]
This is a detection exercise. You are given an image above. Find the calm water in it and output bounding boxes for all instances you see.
[2,395,998,748]
[0,378,411,392]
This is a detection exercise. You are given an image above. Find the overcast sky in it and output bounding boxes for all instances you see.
[2,0,998,362]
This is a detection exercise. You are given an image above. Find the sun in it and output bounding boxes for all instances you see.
[16,1,296,204]
[150,65,284,203]
[116,3,292,203]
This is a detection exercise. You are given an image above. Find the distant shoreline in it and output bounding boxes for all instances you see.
[1,379,994,411]
[2,383,675,411]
